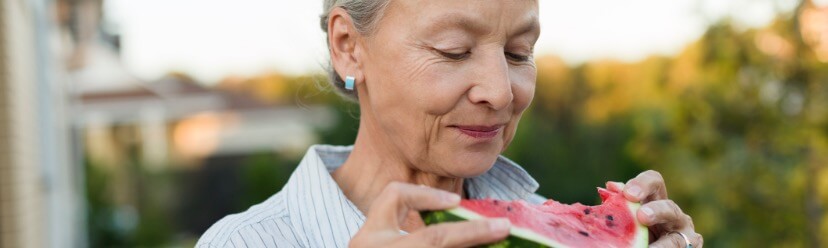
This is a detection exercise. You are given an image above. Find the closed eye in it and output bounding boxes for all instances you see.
[506,52,531,62]
[438,50,471,61]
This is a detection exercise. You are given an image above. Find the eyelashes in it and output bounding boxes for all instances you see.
[505,52,531,62]
[436,49,532,63]
[438,50,471,60]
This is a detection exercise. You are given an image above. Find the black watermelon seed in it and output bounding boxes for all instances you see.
[578,231,589,237]
[606,215,614,221]
[493,200,499,205]
[583,208,591,215]
[506,206,512,212]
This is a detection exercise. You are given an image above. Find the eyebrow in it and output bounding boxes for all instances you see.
[430,12,540,38]
[422,13,486,38]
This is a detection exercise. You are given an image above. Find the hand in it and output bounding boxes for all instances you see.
[349,182,511,248]
[617,170,704,248]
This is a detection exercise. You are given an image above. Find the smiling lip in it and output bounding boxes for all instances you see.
[450,125,504,139]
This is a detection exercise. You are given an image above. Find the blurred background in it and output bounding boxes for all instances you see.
[1,0,827,247]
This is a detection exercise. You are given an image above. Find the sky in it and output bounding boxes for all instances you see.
[105,0,807,83]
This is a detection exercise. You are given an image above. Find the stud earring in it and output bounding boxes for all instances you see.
[345,76,355,90]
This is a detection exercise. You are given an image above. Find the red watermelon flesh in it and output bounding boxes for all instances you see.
[460,187,644,247]
[422,182,648,247]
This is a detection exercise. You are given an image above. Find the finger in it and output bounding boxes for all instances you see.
[650,231,702,248]
[624,170,668,202]
[606,181,625,193]
[363,182,460,231]
[692,232,704,248]
[400,218,511,248]
[649,232,688,248]
[637,200,693,230]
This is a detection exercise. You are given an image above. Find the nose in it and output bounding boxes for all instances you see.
[467,51,514,110]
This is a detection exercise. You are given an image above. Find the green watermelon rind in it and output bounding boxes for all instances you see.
[421,201,649,248]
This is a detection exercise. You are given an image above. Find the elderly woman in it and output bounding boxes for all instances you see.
[198,0,702,247]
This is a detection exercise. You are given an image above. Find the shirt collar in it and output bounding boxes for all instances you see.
[283,144,539,247]
[464,155,540,201]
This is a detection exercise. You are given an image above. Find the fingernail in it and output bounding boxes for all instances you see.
[641,206,654,221]
[626,186,642,199]
[442,193,460,204]
[608,182,624,192]
[489,218,510,233]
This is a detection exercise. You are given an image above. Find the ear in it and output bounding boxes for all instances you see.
[327,7,365,86]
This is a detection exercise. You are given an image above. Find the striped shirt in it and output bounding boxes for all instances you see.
[196,144,543,248]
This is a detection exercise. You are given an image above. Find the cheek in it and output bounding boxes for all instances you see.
[370,47,465,116]
[500,67,536,148]
[420,76,472,116]
[363,47,467,153]
[511,67,537,112]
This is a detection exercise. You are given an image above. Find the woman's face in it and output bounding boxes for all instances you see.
[357,0,539,178]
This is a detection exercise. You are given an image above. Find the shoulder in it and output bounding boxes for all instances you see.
[196,192,305,248]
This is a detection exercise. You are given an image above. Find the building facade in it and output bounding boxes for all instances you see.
[0,0,82,247]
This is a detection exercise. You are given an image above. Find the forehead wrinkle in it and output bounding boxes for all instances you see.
[425,12,539,41]
[427,12,490,36]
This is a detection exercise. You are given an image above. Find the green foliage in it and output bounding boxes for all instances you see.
[316,97,360,146]
[506,14,828,246]
[85,155,174,247]
[85,158,128,247]
[628,17,827,246]
[239,152,299,208]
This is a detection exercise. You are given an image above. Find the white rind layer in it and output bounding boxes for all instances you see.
[446,207,573,248]
[627,201,650,248]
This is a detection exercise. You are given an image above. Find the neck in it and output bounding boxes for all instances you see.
[331,118,464,232]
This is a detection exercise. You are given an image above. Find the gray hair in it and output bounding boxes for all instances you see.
[320,0,390,101]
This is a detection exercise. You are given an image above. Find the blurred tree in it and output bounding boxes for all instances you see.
[239,152,299,208]
[85,157,127,247]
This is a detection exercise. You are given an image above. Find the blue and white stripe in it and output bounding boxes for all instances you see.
[196,144,541,248]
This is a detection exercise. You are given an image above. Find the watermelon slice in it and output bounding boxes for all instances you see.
[421,183,648,248]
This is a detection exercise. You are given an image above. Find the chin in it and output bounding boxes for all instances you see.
[443,150,501,178]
